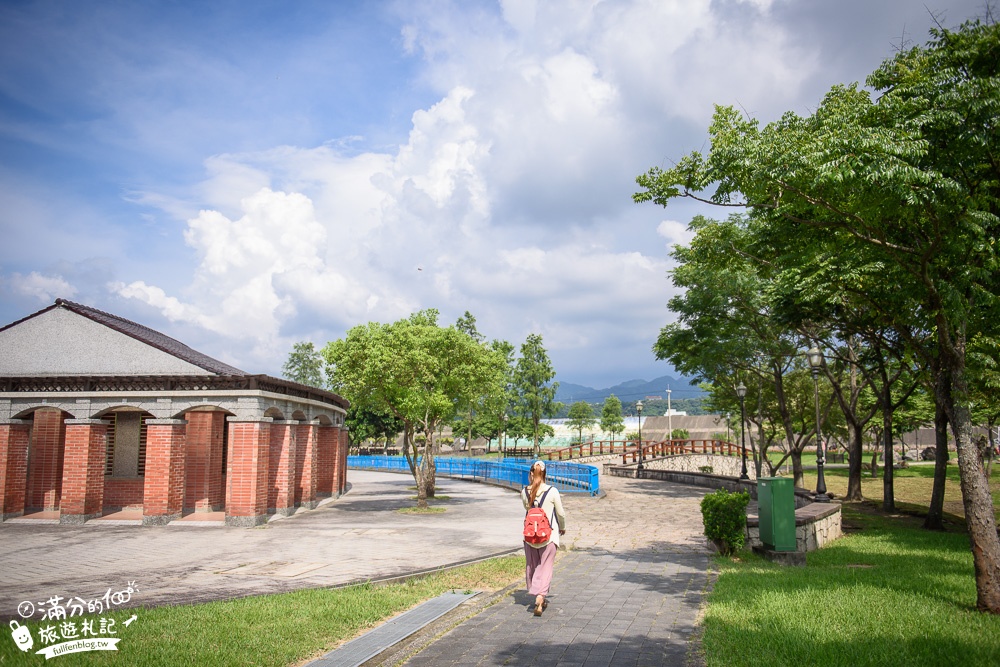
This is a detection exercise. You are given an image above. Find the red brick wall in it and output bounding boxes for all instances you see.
[184,411,225,511]
[142,421,186,522]
[268,421,295,513]
[338,427,349,494]
[1,422,31,518]
[226,420,270,523]
[61,420,108,520]
[295,422,317,507]
[102,478,144,510]
[316,425,336,497]
[27,409,65,510]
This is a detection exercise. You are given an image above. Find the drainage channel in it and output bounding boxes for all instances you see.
[305,590,478,667]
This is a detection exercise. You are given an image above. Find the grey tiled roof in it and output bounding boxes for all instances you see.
[51,299,249,376]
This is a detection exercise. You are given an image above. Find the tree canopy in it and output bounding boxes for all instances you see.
[635,18,1000,613]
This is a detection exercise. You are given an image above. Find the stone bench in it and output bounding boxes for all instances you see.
[745,499,843,565]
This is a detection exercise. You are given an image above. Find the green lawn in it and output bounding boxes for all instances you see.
[0,556,522,666]
[703,506,1000,667]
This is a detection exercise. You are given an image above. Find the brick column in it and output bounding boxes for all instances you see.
[338,426,350,495]
[0,421,31,520]
[268,420,297,516]
[27,409,65,511]
[316,425,337,498]
[184,411,225,512]
[142,419,187,525]
[295,421,318,510]
[225,418,271,527]
[60,419,108,524]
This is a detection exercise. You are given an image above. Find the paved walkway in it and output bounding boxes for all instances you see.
[0,469,714,666]
[0,471,525,616]
[397,473,713,667]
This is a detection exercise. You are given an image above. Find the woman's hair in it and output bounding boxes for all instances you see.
[527,461,547,507]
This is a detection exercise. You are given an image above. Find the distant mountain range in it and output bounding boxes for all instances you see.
[555,375,703,404]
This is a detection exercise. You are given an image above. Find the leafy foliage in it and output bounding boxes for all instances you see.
[282,341,325,388]
[514,333,560,455]
[600,394,625,440]
[700,489,751,556]
[566,400,597,441]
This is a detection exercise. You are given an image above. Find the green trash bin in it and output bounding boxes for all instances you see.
[757,477,796,552]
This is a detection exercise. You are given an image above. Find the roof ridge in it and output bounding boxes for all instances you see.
[51,298,248,376]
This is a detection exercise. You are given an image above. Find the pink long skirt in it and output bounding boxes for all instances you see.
[524,541,558,596]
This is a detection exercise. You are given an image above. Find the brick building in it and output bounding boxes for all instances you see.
[0,299,349,527]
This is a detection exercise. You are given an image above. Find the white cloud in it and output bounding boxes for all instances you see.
[3,271,77,302]
[657,219,697,250]
[100,0,904,384]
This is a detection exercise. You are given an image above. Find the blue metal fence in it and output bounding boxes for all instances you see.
[347,456,600,496]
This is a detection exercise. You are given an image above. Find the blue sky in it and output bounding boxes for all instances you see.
[0,0,985,390]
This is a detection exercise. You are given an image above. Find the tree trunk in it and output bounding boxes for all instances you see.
[846,421,864,501]
[941,332,1000,614]
[926,389,949,531]
[882,383,895,513]
[533,416,541,458]
[791,449,804,488]
[423,430,437,499]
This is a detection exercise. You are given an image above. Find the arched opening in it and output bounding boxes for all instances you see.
[99,407,156,515]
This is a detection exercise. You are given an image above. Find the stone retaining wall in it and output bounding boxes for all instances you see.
[605,462,842,557]
[641,453,757,479]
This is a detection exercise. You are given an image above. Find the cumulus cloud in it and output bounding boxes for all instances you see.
[110,0,927,385]
[657,219,697,251]
[2,271,77,302]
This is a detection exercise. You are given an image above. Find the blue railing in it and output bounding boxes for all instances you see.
[348,456,600,496]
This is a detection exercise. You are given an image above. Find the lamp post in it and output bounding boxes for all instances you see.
[666,386,672,442]
[807,346,830,502]
[637,400,644,472]
[736,382,749,480]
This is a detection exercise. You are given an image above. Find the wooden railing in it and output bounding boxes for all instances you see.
[620,439,746,464]
[544,440,633,461]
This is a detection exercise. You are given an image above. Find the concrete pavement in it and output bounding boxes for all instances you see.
[0,468,716,667]
[0,471,525,616]
[394,473,714,667]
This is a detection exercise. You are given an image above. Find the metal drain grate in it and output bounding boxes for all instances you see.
[306,591,478,667]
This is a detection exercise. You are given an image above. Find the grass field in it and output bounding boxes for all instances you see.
[799,461,1000,522]
[0,556,523,667]
[702,505,1000,667]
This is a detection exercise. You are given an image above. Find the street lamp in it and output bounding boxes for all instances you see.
[736,382,749,480]
[807,346,830,502]
[637,400,644,472]
[666,386,673,443]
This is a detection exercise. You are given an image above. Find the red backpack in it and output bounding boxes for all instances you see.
[523,488,553,544]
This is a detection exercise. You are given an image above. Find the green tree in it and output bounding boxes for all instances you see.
[635,20,1000,612]
[514,333,560,457]
[324,309,506,506]
[281,342,325,388]
[600,394,625,442]
[566,401,597,442]
[346,406,404,450]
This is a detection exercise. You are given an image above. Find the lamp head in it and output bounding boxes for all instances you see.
[807,346,823,369]
[636,400,643,414]
[736,382,747,399]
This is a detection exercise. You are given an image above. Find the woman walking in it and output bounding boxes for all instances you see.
[521,460,566,616]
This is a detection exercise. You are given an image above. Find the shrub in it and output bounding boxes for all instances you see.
[671,428,690,439]
[700,488,750,556]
